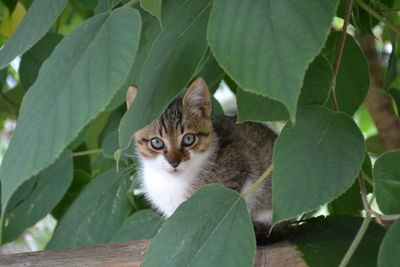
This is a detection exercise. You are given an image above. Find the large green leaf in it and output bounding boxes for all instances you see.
[119,0,211,147]
[143,184,255,267]
[105,9,161,110]
[272,106,365,224]
[140,0,162,24]
[323,32,369,115]
[0,0,68,69]
[46,169,132,249]
[19,32,63,90]
[109,209,162,243]
[2,152,72,243]
[237,54,332,122]
[102,129,119,159]
[208,0,339,120]
[291,216,385,267]
[0,8,141,217]
[236,88,288,122]
[378,219,400,267]
[373,150,400,214]
[51,169,92,220]
[194,50,225,94]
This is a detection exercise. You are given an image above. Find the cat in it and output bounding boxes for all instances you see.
[126,77,290,243]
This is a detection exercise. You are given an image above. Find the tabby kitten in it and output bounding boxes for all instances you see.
[127,78,283,242]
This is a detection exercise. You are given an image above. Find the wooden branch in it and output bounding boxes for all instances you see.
[356,32,400,151]
[0,239,305,267]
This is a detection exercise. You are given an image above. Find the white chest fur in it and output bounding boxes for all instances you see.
[139,151,211,217]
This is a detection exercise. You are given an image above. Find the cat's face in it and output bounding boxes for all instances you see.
[127,78,214,175]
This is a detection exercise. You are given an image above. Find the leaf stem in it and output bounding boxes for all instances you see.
[361,170,373,186]
[358,172,400,222]
[123,0,140,8]
[242,165,273,197]
[73,149,102,157]
[358,172,384,224]
[338,213,372,267]
[330,0,354,112]
[354,0,400,35]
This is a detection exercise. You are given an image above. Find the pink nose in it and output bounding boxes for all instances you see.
[169,160,181,168]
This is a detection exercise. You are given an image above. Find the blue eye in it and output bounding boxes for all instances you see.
[151,138,164,150]
[182,134,196,146]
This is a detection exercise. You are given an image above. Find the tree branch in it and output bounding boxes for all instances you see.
[356,33,400,151]
[330,0,354,112]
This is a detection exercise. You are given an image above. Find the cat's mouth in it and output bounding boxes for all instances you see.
[169,168,182,174]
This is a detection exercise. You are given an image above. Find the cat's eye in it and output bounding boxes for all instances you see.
[150,138,165,150]
[182,134,196,147]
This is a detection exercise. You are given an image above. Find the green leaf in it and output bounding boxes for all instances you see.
[378,219,400,267]
[77,0,100,10]
[105,9,161,111]
[366,135,385,156]
[237,88,288,122]
[272,106,365,224]
[389,87,400,114]
[51,170,92,220]
[102,129,119,159]
[91,153,116,177]
[3,152,73,243]
[0,0,68,69]
[109,209,162,243]
[194,50,225,94]
[236,54,332,122]
[94,0,123,14]
[373,150,400,214]
[46,169,132,249]
[297,55,332,107]
[140,0,161,25]
[323,32,370,115]
[290,216,386,267]
[99,107,125,144]
[0,8,141,217]
[355,104,378,139]
[1,0,18,12]
[211,96,224,116]
[0,85,24,116]
[208,0,339,120]
[328,180,363,216]
[19,32,63,90]
[6,177,38,214]
[119,0,211,147]
[143,184,255,267]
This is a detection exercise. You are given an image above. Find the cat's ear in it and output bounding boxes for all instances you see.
[126,85,138,109]
[183,77,211,117]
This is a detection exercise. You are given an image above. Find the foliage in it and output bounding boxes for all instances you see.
[0,0,400,266]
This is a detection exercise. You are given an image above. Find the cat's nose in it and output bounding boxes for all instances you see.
[169,159,181,168]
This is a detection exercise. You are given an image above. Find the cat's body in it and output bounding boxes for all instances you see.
[140,115,275,223]
[127,78,285,242]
